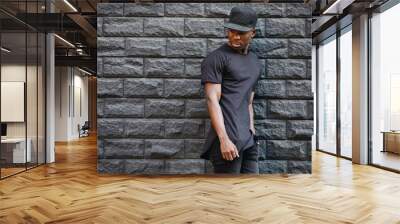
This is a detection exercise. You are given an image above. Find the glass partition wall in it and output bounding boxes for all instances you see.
[316,25,353,159]
[317,35,337,155]
[0,2,46,179]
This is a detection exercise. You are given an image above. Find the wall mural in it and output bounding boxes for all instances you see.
[97,2,312,174]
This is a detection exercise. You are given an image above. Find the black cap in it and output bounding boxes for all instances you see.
[224,6,257,32]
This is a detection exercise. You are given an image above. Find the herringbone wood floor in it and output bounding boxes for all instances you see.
[1,135,400,224]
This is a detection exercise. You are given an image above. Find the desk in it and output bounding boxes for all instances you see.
[381,131,400,154]
[1,138,31,163]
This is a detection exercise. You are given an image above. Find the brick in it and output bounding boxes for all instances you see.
[104,139,144,158]
[285,3,312,17]
[259,160,288,174]
[97,3,123,17]
[255,18,266,38]
[144,58,184,78]
[287,120,314,139]
[125,159,165,174]
[184,18,225,38]
[145,139,184,159]
[306,59,312,79]
[259,59,267,79]
[250,3,284,17]
[266,140,310,160]
[124,78,163,97]
[255,119,286,140]
[166,38,207,57]
[165,119,205,138]
[145,99,185,118]
[98,159,124,174]
[250,39,288,59]
[103,98,144,117]
[103,17,143,36]
[126,38,166,57]
[255,80,286,98]
[97,37,125,56]
[103,57,143,77]
[253,99,267,119]
[97,78,123,97]
[98,139,104,159]
[97,57,103,76]
[164,79,203,98]
[256,140,267,160]
[97,98,104,118]
[165,159,205,174]
[287,160,311,173]
[184,59,202,78]
[267,100,313,119]
[165,3,205,17]
[185,99,208,118]
[98,118,124,137]
[97,17,103,37]
[207,39,227,54]
[205,3,243,17]
[306,18,312,37]
[266,59,307,79]
[125,119,164,138]
[265,18,306,37]
[184,139,205,159]
[287,80,312,99]
[288,39,312,58]
[124,3,164,17]
[144,18,184,37]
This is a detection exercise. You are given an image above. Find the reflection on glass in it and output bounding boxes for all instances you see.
[318,36,337,154]
[38,33,46,165]
[371,4,400,171]
[340,28,352,158]
[27,31,38,169]
[1,32,27,177]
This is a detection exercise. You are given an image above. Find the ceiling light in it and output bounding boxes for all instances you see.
[54,34,75,48]
[1,47,11,53]
[63,0,78,12]
[78,67,93,76]
[322,0,353,15]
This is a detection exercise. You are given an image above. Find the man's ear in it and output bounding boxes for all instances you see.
[251,29,256,38]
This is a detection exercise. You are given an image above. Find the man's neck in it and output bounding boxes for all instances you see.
[228,43,249,55]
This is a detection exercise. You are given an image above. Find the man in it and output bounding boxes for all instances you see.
[200,6,261,174]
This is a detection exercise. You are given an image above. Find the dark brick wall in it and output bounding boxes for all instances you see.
[97,2,313,174]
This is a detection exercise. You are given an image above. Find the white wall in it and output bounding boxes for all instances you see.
[55,67,89,141]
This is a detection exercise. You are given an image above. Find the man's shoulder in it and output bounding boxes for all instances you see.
[202,44,228,64]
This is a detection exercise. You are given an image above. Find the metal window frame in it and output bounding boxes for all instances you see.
[315,22,353,161]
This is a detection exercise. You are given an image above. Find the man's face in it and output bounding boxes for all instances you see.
[227,28,256,50]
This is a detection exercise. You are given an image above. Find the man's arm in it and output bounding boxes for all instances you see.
[204,83,239,161]
[249,91,255,135]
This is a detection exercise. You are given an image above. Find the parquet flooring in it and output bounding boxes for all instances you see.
[1,134,400,223]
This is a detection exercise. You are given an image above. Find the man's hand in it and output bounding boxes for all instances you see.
[220,138,239,161]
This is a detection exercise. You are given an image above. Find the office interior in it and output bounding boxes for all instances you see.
[313,0,400,172]
[0,0,97,179]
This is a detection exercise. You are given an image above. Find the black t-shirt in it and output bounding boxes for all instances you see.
[200,43,262,160]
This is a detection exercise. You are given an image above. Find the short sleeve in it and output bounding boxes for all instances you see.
[201,52,224,86]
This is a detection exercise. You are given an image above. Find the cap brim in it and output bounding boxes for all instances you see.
[224,22,253,32]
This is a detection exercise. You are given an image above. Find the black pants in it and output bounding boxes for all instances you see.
[209,140,259,174]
